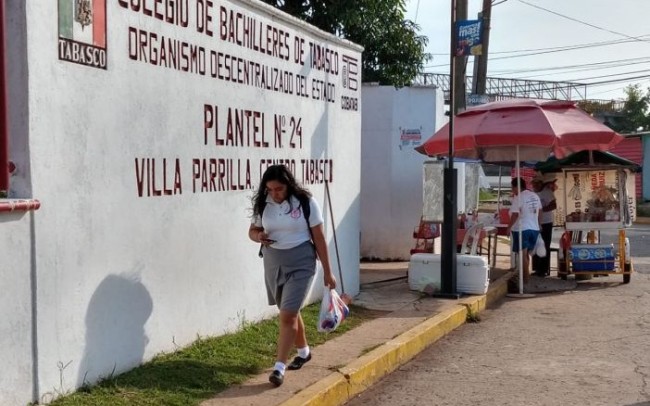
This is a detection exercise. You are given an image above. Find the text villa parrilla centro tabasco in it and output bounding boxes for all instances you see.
[134,105,334,198]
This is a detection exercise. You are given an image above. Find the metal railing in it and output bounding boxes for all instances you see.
[414,73,625,112]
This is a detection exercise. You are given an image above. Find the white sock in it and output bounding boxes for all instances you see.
[274,361,286,375]
[297,346,310,359]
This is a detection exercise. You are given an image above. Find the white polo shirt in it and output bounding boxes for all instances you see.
[252,195,324,249]
[509,189,542,232]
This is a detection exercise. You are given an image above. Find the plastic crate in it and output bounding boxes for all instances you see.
[570,244,615,271]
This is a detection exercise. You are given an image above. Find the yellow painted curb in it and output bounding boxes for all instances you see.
[460,294,487,313]
[280,372,348,406]
[281,275,510,406]
[486,271,514,305]
[341,304,469,398]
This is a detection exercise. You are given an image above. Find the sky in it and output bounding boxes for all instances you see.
[405,0,650,101]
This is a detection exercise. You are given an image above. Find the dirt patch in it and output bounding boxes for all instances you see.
[508,273,578,293]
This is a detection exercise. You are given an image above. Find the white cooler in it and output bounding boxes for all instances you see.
[408,253,489,295]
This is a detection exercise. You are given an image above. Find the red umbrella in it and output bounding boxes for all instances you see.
[416,98,623,295]
[416,99,623,161]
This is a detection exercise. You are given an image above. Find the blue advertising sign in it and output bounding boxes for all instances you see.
[467,94,490,106]
[456,19,483,56]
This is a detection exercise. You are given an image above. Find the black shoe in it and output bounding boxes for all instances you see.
[269,370,284,387]
[287,353,312,370]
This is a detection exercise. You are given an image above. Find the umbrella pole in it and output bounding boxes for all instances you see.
[497,166,502,215]
[516,147,524,295]
[507,147,534,299]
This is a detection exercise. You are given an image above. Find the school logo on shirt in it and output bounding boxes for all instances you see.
[290,208,301,219]
[58,0,108,70]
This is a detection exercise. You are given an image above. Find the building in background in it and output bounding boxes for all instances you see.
[360,85,446,260]
[610,133,646,200]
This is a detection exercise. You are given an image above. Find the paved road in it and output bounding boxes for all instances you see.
[347,225,650,406]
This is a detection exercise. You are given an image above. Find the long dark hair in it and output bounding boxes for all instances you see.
[252,165,311,216]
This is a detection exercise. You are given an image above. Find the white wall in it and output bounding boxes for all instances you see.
[3,0,362,403]
[360,85,446,260]
[0,213,35,405]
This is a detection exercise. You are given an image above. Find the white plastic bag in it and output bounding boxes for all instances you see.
[534,235,547,258]
[317,289,350,333]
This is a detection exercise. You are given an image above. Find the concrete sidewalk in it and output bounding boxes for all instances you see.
[202,222,648,405]
[201,247,514,406]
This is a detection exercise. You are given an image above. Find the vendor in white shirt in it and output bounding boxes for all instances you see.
[506,177,542,283]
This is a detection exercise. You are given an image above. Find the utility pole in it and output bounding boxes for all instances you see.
[438,0,462,299]
[454,0,468,113]
[472,0,492,95]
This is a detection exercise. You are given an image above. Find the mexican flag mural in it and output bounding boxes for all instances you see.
[58,0,107,69]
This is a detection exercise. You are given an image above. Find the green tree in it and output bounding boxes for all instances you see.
[615,84,650,133]
[260,0,431,87]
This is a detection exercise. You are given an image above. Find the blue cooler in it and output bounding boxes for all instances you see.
[569,244,615,271]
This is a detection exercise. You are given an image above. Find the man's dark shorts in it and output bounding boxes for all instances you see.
[511,230,539,252]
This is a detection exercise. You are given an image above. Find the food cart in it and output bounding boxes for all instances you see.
[555,166,636,283]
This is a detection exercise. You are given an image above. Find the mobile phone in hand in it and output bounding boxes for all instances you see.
[263,239,276,244]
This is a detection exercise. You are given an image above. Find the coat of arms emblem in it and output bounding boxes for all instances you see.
[75,0,93,30]
[58,0,107,69]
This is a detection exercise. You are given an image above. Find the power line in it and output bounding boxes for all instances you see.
[518,0,650,43]
[424,40,650,69]
[559,69,650,83]
[427,38,635,56]
[492,56,650,76]
[425,49,650,73]
[414,0,421,24]
[423,2,650,69]
[429,35,650,56]
[584,74,650,87]
[589,82,650,97]
[418,0,647,96]
[508,61,650,79]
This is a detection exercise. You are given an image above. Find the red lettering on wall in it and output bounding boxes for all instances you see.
[225,108,268,148]
[204,104,223,145]
[118,0,188,27]
[259,159,297,177]
[300,159,334,184]
[274,115,284,148]
[196,0,214,37]
[135,158,182,197]
[218,5,290,61]
[192,158,252,192]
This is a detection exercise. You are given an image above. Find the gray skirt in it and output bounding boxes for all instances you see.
[262,241,316,312]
